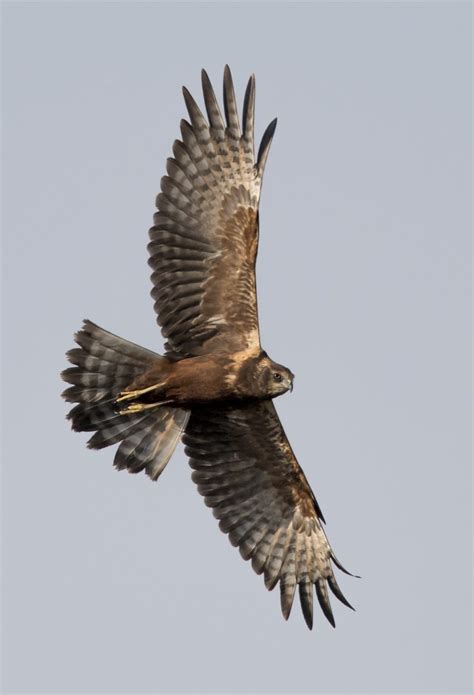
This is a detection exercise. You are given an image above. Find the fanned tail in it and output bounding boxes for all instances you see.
[61,320,189,480]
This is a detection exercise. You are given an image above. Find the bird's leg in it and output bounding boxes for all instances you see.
[115,381,166,403]
[118,399,172,415]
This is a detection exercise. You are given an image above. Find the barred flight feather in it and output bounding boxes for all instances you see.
[62,320,189,481]
[148,65,276,358]
[183,399,355,629]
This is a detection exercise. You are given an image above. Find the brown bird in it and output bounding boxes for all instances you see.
[62,66,356,629]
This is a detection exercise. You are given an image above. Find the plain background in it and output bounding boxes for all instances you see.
[2,1,471,693]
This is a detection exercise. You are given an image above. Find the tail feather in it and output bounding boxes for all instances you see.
[86,408,150,449]
[114,408,189,480]
[62,320,158,399]
[67,400,124,433]
[74,320,159,364]
[62,320,188,480]
[62,385,109,404]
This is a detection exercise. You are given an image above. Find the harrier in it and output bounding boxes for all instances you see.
[62,66,356,629]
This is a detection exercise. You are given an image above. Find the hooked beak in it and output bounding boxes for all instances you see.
[287,372,294,393]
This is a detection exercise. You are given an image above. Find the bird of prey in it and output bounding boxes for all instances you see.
[62,66,356,629]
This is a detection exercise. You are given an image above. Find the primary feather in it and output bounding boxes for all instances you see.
[148,66,276,358]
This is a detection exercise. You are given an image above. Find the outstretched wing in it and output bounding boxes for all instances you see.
[183,400,355,629]
[148,66,277,358]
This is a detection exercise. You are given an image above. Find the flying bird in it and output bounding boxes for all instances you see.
[62,66,356,629]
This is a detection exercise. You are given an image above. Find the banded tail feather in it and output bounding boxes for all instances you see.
[61,320,189,480]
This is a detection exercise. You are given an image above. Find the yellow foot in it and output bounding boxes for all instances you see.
[116,381,166,403]
[118,400,172,415]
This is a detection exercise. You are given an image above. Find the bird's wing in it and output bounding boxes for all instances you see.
[183,400,355,629]
[148,66,277,358]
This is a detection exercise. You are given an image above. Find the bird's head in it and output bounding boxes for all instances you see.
[256,352,294,398]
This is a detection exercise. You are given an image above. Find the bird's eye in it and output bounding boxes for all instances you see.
[273,372,282,382]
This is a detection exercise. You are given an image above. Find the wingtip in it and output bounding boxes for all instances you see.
[266,117,278,137]
[246,73,256,95]
[182,85,192,110]
[200,68,225,133]
[245,72,256,95]
[256,117,278,174]
[327,572,356,611]
[315,580,336,627]
[281,603,292,622]
[323,609,336,628]
[242,73,256,148]
[280,579,296,622]
[299,582,314,630]
[223,64,233,89]
[222,64,240,135]
[201,68,212,93]
[331,552,360,578]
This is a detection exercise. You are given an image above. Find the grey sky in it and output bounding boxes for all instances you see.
[2,1,471,693]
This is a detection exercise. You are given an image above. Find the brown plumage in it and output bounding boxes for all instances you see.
[61,66,356,629]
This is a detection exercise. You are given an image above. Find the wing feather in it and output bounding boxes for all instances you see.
[299,579,314,630]
[315,578,336,627]
[223,64,241,139]
[183,400,354,628]
[149,67,277,357]
[242,74,256,156]
[201,69,225,138]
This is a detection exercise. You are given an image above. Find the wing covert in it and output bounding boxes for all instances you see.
[183,400,355,629]
[148,66,277,358]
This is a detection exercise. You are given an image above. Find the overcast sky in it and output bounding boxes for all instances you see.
[2,2,471,694]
